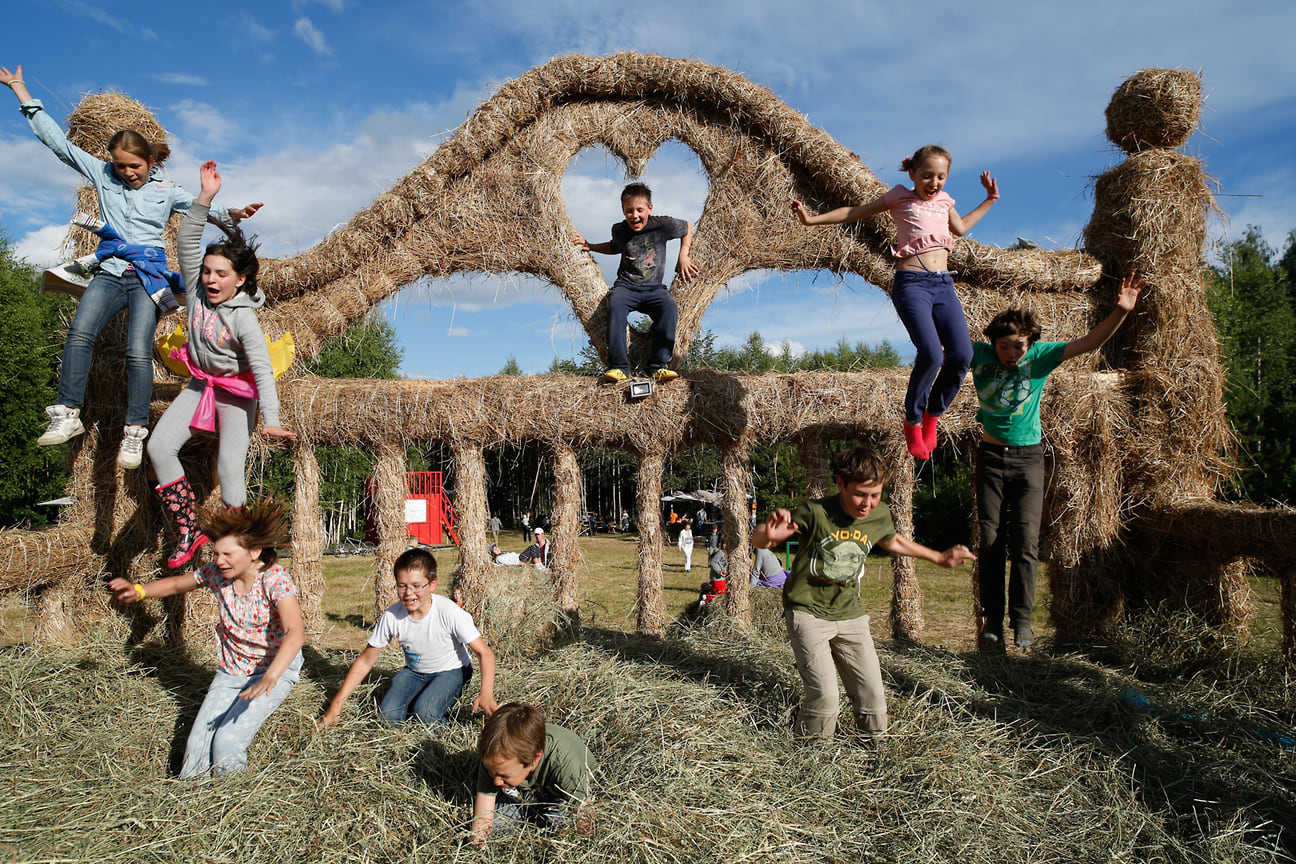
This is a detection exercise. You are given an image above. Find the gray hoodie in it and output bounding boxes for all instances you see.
[177,201,280,427]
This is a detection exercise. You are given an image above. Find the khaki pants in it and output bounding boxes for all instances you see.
[785,609,888,737]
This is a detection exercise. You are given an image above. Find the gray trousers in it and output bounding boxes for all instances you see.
[785,609,888,737]
[148,380,257,506]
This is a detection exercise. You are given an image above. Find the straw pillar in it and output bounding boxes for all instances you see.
[884,437,922,641]
[1282,567,1296,667]
[452,442,490,615]
[291,442,325,636]
[635,451,667,637]
[796,430,833,499]
[549,443,584,630]
[371,441,405,620]
[720,443,752,624]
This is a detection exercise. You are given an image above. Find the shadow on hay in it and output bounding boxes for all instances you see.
[124,642,218,774]
[579,622,800,726]
[886,639,1296,856]
[411,738,479,809]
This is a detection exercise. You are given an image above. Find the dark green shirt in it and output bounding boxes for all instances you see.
[475,723,596,806]
[782,496,896,621]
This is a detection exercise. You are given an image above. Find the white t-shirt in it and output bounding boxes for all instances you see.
[368,594,481,673]
[493,551,522,566]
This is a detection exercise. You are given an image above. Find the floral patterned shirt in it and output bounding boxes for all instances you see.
[195,563,298,675]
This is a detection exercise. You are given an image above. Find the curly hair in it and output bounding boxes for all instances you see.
[832,446,892,487]
[205,226,261,298]
[900,144,951,173]
[983,308,1042,345]
[478,702,547,765]
[199,498,290,569]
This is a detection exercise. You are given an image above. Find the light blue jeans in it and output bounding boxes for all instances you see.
[57,270,160,427]
[379,664,471,727]
[179,652,303,779]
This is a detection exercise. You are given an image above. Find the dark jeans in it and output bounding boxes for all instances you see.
[606,284,677,373]
[379,664,471,727]
[976,442,1045,632]
[57,270,159,427]
[891,269,972,425]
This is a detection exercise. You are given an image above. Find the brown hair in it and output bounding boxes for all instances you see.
[478,702,546,765]
[832,446,891,487]
[984,308,1042,345]
[900,144,951,173]
[107,129,171,165]
[200,498,290,569]
[621,182,652,203]
[394,547,437,580]
[205,226,261,298]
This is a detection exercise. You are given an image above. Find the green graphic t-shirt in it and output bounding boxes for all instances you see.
[971,341,1068,446]
[783,496,896,622]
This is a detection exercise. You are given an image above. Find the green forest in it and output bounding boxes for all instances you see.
[3,225,1294,545]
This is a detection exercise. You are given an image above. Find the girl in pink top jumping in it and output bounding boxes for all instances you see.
[792,145,999,459]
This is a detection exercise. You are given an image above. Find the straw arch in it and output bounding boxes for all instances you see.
[3,56,1295,662]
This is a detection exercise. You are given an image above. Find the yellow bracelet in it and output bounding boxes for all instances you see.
[6,81,22,88]
[133,583,146,600]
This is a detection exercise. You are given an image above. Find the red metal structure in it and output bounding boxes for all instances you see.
[365,471,460,547]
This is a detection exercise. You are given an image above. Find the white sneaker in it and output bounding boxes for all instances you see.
[117,426,148,469]
[37,405,84,446]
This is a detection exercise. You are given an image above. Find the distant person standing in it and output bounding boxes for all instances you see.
[677,519,694,572]
[620,509,630,533]
[488,514,502,545]
[521,512,531,540]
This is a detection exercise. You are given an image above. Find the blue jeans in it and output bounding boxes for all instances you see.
[379,664,471,727]
[57,270,159,427]
[976,442,1045,632]
[179,652,303,779]
[891,269,972,425]
[606,284,677,373]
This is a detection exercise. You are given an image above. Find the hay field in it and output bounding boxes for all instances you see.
[1,534,1292,863]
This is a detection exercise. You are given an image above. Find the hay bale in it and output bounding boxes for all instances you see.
[1105,68,1202,152]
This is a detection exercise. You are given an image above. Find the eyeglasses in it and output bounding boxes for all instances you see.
[396,582,430,595]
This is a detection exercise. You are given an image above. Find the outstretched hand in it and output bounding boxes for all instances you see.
[198,160,222,205]
[229,202,264,222]
[262,425,297,440]
[676,252,698,281]
[937,545,976,568]
[106,577,141,604]
[759,509,798,546]
[0,65,21,87]
[789,199,812,225]
[1115,272,1146,310]
[980,171,999,199]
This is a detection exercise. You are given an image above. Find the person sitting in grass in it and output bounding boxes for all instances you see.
[471,702,597,842]
[572,182,697,383]
[318,548,497,729]
[752,445,975,739]
[972,272,1145,650]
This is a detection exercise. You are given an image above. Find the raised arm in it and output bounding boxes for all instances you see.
[752,509,798,549]
[317,644,383,729]
[0,65,32,103]
[948,171,999,236]
[1061,272,1145,361]
[791,196,888,227]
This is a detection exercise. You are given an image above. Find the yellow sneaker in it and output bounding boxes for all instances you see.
[651,368,679,382]
[601,368,628,383]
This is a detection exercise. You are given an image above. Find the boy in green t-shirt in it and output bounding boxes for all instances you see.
[972,273,1144,650]
[471,702,596,842]
[753,446,974,739]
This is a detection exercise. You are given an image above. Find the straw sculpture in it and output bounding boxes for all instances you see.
[5,54,1295,663]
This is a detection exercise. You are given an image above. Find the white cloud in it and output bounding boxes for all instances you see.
[170,100,234,149]
[55,0,157,40]
[294,0,345,10]
[153,73,208,87]
[293,17,332,56]
[15,224,72,270]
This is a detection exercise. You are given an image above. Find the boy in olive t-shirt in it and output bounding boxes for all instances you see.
[752,446,974,739]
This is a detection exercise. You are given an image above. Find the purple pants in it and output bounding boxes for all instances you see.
[891,269,973,425]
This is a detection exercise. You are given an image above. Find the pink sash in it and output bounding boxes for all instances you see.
[170,345,259,432]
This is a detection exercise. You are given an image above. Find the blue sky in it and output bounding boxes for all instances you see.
[2,0,1294,379]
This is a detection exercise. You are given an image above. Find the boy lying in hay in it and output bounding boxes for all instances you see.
[753,446,975,738]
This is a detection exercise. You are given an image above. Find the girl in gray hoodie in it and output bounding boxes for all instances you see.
[147,161,295,568]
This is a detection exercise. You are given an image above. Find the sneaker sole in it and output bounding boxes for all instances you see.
[37,422,86,446]
[117,450,144,470]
